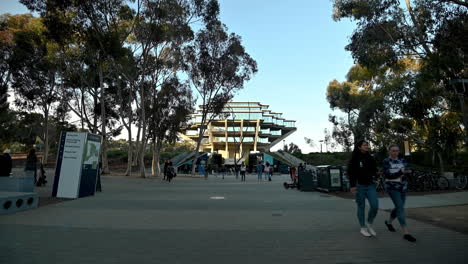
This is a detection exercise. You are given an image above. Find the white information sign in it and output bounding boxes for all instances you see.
[56,132,86,198]
[330,169,341,187]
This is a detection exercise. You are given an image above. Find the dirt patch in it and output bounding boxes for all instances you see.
[402,205,468,235]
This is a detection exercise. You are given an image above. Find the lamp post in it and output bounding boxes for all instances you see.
[319,140,324,153]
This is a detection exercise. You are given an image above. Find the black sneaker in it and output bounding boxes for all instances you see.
[403,234,417,242]
[385,221,396,232]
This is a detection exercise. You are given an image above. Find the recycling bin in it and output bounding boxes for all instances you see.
[316,165,344,192]
[297,169,317,191]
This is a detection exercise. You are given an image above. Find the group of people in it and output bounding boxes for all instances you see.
[0,148,47,186]
[256,161,273,182]
[163,160,176,182]
[347,140,416,242]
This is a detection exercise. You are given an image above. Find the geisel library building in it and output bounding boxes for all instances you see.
[181,102,297,163]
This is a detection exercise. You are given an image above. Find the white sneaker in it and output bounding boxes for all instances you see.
[360,228,372,237]
[366,223,377,236]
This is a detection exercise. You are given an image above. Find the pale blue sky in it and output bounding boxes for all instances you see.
[2,0,356,153]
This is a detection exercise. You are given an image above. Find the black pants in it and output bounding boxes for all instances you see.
[240,171,246,181]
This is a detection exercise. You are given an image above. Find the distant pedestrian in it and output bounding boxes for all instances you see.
[347,140,379,237]
[298,163,305,172]
[289,166,297,184]
[0,149,12,177]
[167,161,176,182]
[163,160,169,180]
[240,162,247,181]
[264,162,270,181]
[221,165,226,179]
[264,162,272,181]
[25,149,38,183]
[383,144,416,242]
[256,161,263,182]
[268,164,273,181]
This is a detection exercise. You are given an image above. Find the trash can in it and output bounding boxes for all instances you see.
[297,170,317,191]
[316,165,344,192]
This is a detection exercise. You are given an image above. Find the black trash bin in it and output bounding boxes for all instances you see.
[297,170,316,191]
[316,165,344,192]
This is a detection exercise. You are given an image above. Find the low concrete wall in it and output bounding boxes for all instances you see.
[0,176,35,192]
[0,192,39,214]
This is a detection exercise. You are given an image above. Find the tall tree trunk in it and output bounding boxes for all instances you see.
[99,64,110,174]
[125,125,132,176]
[43,108,49,165]
[437,151,445,174]
[458,92,468,149]
[151,139,162,177]
[191,134,203,174]
[93,89,98,134]
[139,86,147,178]
[405,0,432,55]
[133,120,142,166]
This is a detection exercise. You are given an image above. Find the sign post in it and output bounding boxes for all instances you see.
[52,132,102,198]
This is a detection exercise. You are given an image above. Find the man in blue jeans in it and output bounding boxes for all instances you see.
[347,140,379,237]
[256,161,263,182]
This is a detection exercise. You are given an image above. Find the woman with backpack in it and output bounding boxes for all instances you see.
[347,140,379,237]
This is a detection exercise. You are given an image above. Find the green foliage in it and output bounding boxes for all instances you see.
[330,1,467,172]
[294,152,351,166]
[283,142,302,154]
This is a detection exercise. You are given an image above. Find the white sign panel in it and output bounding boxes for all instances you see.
[57,132,86,198]
[330,169,341,187]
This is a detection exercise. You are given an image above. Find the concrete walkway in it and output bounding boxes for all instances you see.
[1,174,467,264]
[379,191,468,210]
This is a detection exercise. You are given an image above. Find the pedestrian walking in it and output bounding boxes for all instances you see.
[289,166,297,184]
[0,149,12,177]
[25,149,38,183]
[167,161,176,182]
[163,160,169,180]
[383,144,417,242]
[347,140,379,237]
[264,162,270,181]
[221,165,226,179]
[268,164,273,181]
[256,161,263,182]
[240,162,246,181]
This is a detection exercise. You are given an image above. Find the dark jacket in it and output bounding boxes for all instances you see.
[347,152,377,187]
[25,154,38,171]
[0,154,12,176]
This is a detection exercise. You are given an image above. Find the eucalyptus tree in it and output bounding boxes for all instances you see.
[147,77,194,176]
[21,0,135,172]
[6,14,63,164]
[0,14,13,116]
[184,5,258,173]
[122,0,208,177]
[332,0,468,149]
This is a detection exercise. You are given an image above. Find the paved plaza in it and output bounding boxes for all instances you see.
[1,173,468,264]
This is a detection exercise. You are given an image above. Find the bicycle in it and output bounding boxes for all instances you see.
[428,170,450,190]
[415,169,450,191]
[454,173,468,190]
[408,170,432,192]
[375,173,386,192]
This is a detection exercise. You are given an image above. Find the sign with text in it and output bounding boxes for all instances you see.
[52,132,102,198]
[330,169,342,188]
